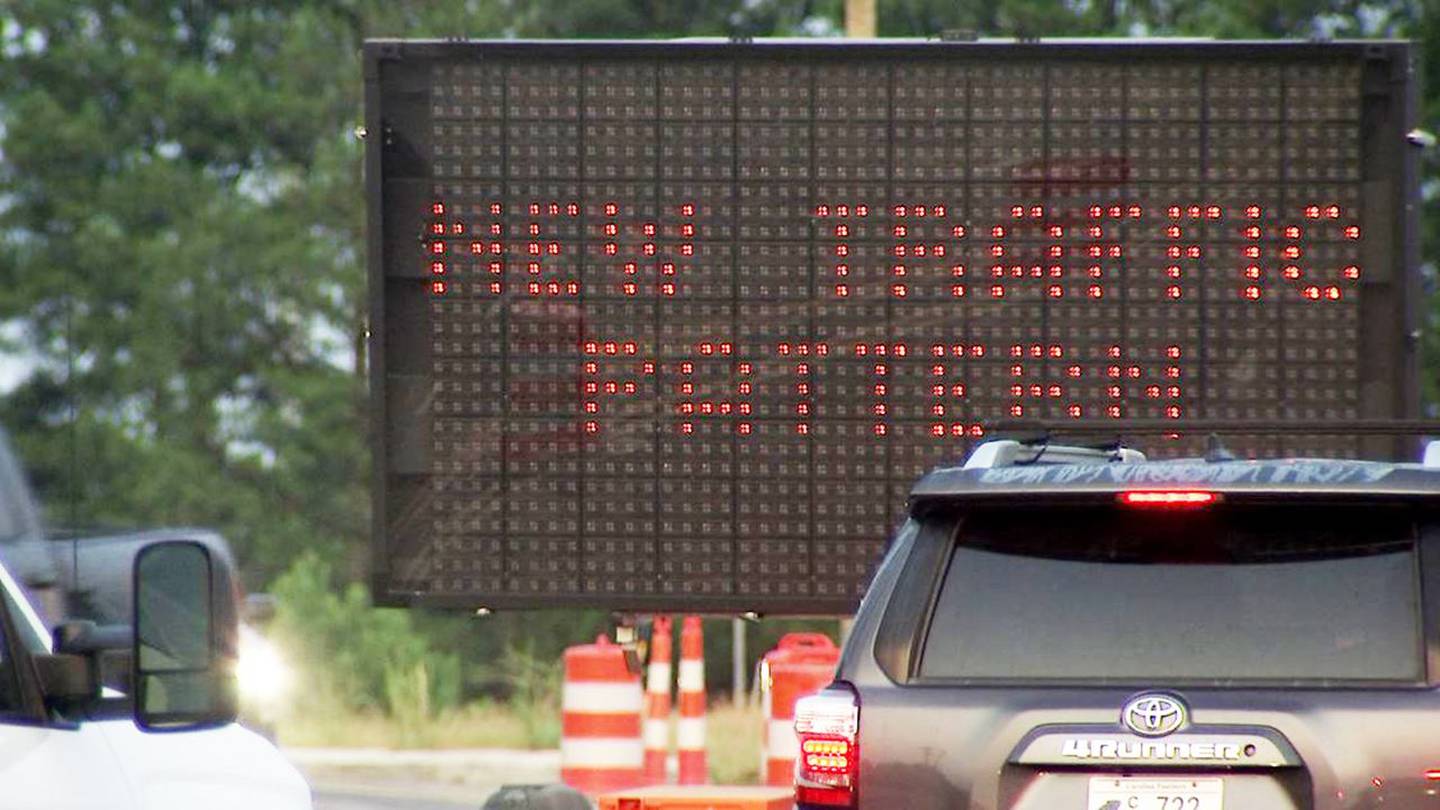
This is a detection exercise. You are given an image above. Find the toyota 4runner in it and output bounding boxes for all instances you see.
[796,437,1440,810]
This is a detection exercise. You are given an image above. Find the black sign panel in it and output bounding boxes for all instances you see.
[367,40,1419,612]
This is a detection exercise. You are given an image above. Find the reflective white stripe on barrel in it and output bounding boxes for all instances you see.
[561,737,645,769]
[563,681,645,713]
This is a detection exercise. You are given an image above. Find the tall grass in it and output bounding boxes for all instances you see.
[498,643,563,748]
[277,694,541,749]
[704,699,765,785]
[278,684,768,777]
[276,642,564,750]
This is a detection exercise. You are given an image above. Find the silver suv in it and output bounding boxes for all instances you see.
[795,438,1440,810]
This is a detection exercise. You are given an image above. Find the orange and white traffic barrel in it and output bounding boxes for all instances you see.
[644,615,673,784]
[561,634,645,795]
[676,615,707,784]
[760,633,839,786]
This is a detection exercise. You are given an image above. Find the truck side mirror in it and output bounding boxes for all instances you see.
[132,541,239,731]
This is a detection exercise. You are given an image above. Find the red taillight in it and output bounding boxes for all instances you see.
[794,687,860,808]
[1117,490,1220,508]
[1424,769,1440,781]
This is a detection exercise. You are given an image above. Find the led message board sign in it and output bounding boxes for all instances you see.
[367,40,1419,611]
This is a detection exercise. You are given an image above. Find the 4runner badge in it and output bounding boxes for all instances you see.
[1122,694,1186,737]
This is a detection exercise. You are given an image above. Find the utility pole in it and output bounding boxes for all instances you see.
[845,0,877,38]
[731,616,747,703]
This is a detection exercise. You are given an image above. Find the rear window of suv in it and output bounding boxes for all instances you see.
[918,504,1424,684]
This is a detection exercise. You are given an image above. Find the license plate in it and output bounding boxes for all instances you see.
[1088,777,1224,810]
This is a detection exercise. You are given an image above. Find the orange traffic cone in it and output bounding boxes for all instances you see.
[677,616,707,784]
[644,615,673,783]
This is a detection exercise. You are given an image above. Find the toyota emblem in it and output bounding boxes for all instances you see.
[1121,693,1186,737]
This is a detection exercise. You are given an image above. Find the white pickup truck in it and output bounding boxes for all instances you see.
[0,535,310,808]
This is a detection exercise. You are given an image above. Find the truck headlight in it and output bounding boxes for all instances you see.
[237,625,292,707]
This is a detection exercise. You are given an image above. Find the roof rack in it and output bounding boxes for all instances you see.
[965,422,1440,470]
[962,439,1147,470]
[980,418,1440,436]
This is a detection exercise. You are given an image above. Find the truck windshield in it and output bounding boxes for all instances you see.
[918,504,1424,684]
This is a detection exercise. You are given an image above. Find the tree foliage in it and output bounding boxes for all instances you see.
[0,2,514,582]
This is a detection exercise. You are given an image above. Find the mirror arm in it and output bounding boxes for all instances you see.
[48,621,136,716]
[53,620,133,656]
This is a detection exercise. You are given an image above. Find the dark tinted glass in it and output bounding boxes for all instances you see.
[919,505,1422,683]
[136,544,211,672]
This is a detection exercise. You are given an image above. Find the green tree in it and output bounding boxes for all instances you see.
[0,3,526,583]
[502,0,839,38]
[878,0,1121,36]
